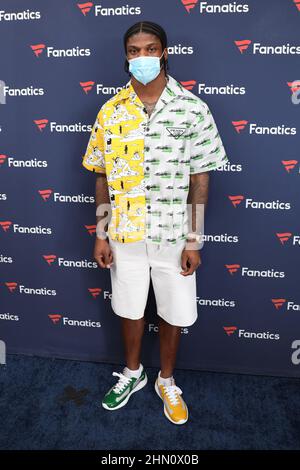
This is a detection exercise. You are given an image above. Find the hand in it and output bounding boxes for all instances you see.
[180,246,201,276]
[94,238,114,269]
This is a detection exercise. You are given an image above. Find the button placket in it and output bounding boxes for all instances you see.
[138,95,172,244]
[142,108,152,240]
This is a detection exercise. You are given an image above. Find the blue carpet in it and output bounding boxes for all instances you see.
[0,355,299,450]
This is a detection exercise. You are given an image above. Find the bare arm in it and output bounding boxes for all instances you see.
[181,172,209,275]
[186,172,209,245]
[94,173,113,268]
[95,173,111,233]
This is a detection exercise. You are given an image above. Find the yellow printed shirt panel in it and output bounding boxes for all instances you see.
[82,107,106,174]
[82,89,147,243]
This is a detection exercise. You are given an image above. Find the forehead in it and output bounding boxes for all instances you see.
[126,32,161,47]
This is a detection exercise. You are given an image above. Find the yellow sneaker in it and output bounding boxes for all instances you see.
[155,375,188,425]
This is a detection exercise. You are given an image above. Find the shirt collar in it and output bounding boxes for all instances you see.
[114,74,186,111]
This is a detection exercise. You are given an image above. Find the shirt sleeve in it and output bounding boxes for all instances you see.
[82,107,106,174]
[189,101,229,174]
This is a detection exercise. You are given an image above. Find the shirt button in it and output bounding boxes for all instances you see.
[146,185,150,190]
[146,166,150,171]
[147,205,151,209]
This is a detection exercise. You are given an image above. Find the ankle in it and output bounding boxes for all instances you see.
[123,363,143,379]
[160,371,173,379]
[158,370,174,386]
[127,363,141,371]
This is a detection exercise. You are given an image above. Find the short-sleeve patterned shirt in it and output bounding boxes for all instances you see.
[82,74,229,244]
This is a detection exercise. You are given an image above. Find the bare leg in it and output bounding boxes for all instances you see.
[158,317,181,378]
[121,317,146,370]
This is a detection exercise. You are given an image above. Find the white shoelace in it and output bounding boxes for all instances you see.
[163,385,183,405]
[112,372,132,394]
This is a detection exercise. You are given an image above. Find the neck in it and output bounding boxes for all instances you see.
[131,71,168,100]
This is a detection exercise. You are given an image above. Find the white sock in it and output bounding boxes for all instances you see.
[158,370,174,387]
[123,363,143,379]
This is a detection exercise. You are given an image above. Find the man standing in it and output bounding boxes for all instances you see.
[82,21,228,425]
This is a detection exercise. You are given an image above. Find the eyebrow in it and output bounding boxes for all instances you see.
[127,43,159,50]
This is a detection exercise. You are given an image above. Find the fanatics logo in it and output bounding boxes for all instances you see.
[88,288,102,298]
[30,43,91,58]
[80,2,141,17]
[77,2,94,16]
[43,255,97,269]
[85,224,96,235]
[228,196,291,210]
[0,155,47,169]
[0,221,12,232]
[80,81,95,94]
[39,191,94,203]
[276,232,292,245]
[181,0,198,13]
[228,195,244,207]
[30,43,46,57]
[235,39,300,55]
[34,119,48,131]
[232,120,296,135]
[0,155,7,165]
[49,314,62,324]
[272,299,300,312]
[183,1,250,14]
[0,10,41,21]
[43,255,57,266]
[225,264,240,275]
[224,327,280,340]
[234,40,252,53]
[282,160,298,172]
[179,80,196,91]
[232,120,248,133]
[5,282,18,293]
[166,127,186,139]
[225,265,285,278]
[223,326,237,336]
[38,189,52,201]
[271,299,286,310]
[48,314,101,328]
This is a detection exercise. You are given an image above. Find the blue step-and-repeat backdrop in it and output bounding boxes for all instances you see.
[1,0,300,377]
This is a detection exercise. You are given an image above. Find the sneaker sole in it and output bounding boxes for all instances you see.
[102,373,148,411]
[155,379,188,425]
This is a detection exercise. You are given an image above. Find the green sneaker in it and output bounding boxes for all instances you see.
[102,367,148,410]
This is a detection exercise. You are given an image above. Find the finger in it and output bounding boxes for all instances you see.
[181,261,199,275]
[180,265,193,275]
[109,250,114,264]
[103,253,111,268]
[96,255,106,269]
[181,256,188,272]
[180,266,194,276]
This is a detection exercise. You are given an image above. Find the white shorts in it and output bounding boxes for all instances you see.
[108,236,198,327]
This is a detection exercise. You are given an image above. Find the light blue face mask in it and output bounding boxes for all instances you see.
[127,51,165,85]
